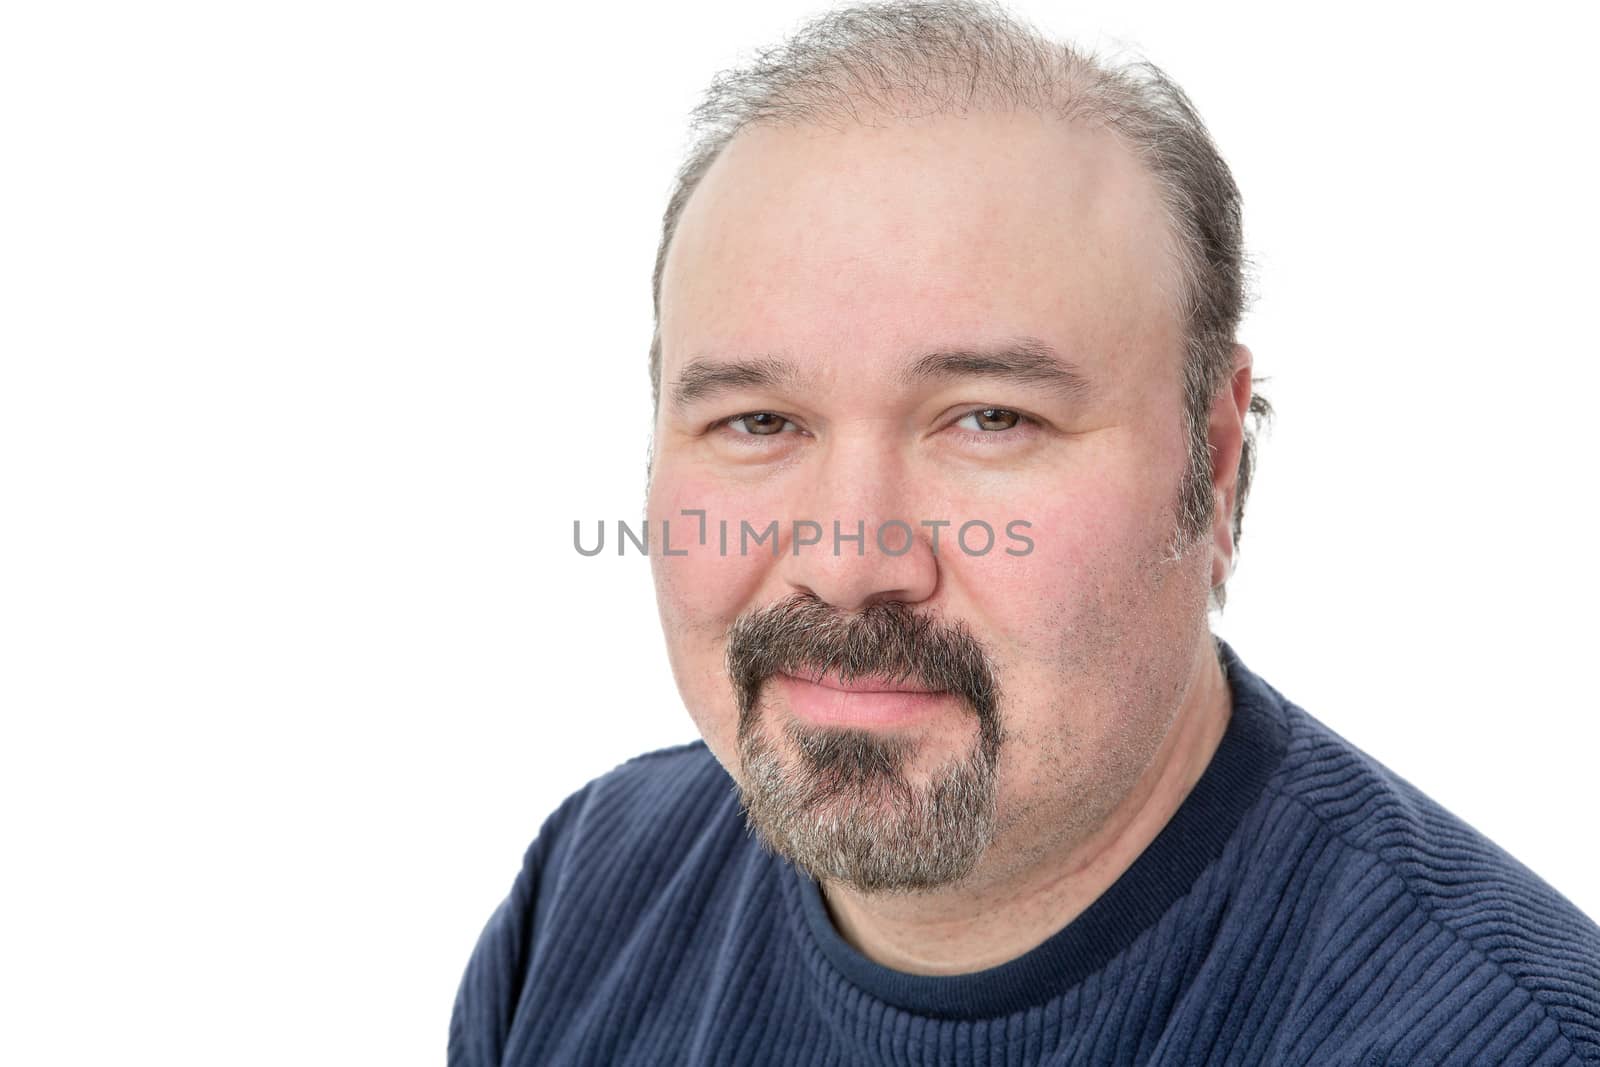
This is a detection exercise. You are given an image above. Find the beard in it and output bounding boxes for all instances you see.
[724,593,1005,894]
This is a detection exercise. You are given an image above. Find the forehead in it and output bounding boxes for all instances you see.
[657,111,1182,390]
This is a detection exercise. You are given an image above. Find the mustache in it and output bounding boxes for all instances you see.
[724,592,1001,731]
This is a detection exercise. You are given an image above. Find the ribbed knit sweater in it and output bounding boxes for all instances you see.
[449,640,1600,1065]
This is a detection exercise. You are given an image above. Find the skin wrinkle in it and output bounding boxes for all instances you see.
[647,109,1250,976]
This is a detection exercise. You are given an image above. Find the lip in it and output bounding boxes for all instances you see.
[785,670,941,694]
[772,671,953,728]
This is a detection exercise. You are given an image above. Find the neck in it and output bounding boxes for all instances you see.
[817,635,1233,975]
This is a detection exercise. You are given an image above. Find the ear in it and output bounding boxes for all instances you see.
[1208,344,1254,591]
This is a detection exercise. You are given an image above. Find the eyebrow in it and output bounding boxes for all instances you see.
[901,338,1092,401]
[667,337,1090,411]
[669,355,806,411]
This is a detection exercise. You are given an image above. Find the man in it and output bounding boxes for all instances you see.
[451,2,1600,1063]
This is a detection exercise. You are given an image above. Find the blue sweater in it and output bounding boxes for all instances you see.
[450,641,1600,1065]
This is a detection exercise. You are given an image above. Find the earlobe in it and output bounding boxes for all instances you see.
[1211,522,1236,588]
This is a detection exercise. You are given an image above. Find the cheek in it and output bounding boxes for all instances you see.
[938,448,1201,757]
[947,447,1168,627]
[646,469,789,627]
[646,468,784,759]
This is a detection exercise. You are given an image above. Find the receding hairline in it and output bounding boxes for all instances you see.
[648,31,1216,405]
[653,102,1190,381]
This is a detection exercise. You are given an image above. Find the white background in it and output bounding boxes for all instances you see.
[2,1,1596,1063]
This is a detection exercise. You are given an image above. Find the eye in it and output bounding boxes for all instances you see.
[955,408,1025,432]
[724,412,796,436]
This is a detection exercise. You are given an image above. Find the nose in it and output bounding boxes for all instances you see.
[776,440,939,612]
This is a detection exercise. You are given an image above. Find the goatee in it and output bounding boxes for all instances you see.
[724,593,1004,893]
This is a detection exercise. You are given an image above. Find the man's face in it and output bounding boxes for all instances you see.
[647,112,1219,894]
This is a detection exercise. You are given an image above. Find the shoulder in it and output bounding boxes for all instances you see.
[1233,654,1600,1064]
[557,738,731,830]
[528,738,736,874]
[449,739,749,1066]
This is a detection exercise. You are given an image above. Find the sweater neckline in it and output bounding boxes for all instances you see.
[788,636,1289,1019]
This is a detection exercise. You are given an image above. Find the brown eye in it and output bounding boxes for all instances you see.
[961,408,1021,431]
[730,412,791,436]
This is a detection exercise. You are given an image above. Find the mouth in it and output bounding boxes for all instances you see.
[772,670,955,728]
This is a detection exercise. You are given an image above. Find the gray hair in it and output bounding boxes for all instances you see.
[648,0,1272,607]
